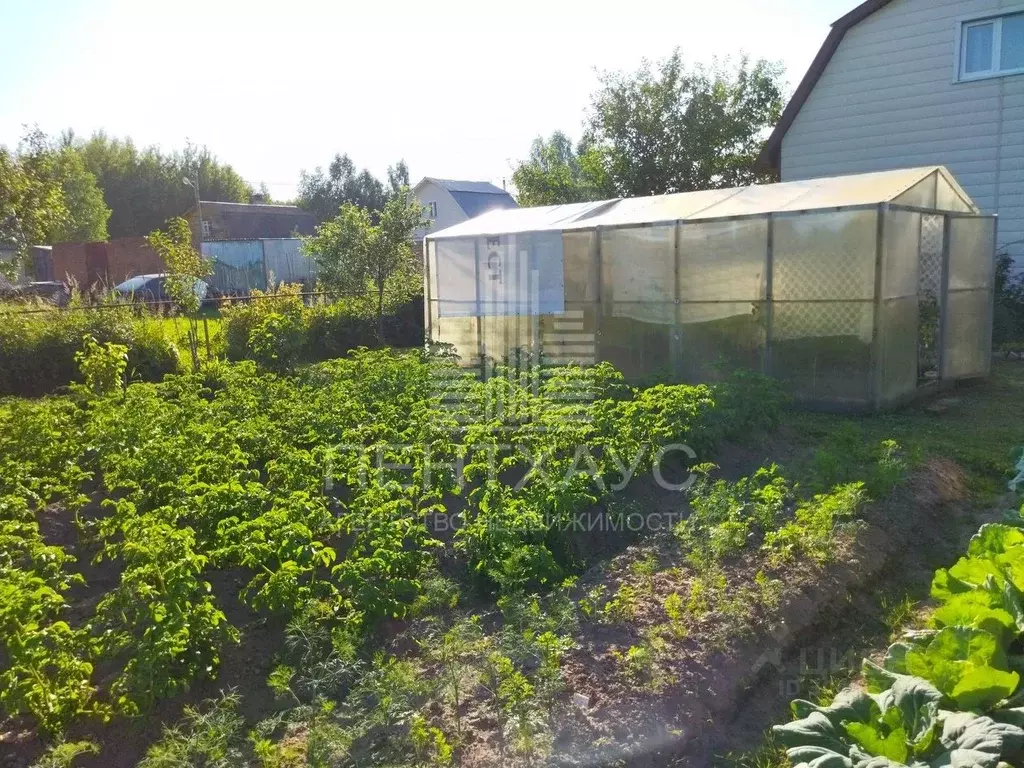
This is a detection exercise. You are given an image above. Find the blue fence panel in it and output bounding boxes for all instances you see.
[263,239,317,287]
[201,241,265,294]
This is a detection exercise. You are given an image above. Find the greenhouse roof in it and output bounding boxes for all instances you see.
[426,166,978,240]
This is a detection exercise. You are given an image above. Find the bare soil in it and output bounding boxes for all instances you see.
[454,459,974,768]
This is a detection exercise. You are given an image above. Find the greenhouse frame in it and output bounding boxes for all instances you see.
[423,167,997,411]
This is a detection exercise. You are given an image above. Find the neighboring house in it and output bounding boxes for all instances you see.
[186,201,317,242]
[413,178,518,240]
[759,0,1024,266]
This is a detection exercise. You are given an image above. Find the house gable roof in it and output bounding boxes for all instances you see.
[756,0,896,173]
[190,202,317,239]
[413,177,519,218]
[430,179,508,195]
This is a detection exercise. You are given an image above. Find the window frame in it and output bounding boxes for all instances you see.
[955,5,1024,83]
[201,219,212,237]
[427,202,438,218]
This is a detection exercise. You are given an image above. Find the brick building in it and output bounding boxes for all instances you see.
[51,237,164,288]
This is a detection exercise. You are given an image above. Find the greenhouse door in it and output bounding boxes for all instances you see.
[917,215,944,385]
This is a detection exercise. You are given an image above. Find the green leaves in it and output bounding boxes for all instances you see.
[675,463,791,569]
[931,591,1017,640]
[908,526,1024,712]
[74,335,128,396]
[775,521,1024,768]
[95,518,238,712]
[891,628,1019,712]
[575,52,784,199]
[0,128,109,267]
[0,346,795,744]
[774,675,1024,768]
[301,187,427,339]
[511,131,613,207]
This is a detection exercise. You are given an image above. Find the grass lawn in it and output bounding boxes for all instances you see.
[784,360,1024,500]
[144,311,225,358]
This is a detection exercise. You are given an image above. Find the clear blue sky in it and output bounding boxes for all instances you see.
[0,0,858,200]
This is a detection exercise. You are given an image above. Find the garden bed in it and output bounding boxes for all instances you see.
[0,352,1020,768]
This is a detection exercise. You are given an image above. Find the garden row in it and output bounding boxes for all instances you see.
[770,482,1024,767]
[96,419,895,767]
[0,337,787,762]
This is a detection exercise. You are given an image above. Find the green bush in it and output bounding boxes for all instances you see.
[221,284,424,371]
[0,300,180,397]
[995,252,1024,349]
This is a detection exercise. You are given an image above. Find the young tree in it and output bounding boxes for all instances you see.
[511,130,612,206]
[146,217,212,371]
[302,188,427,342]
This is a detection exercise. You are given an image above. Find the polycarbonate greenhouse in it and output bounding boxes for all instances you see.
[423,167,996,410]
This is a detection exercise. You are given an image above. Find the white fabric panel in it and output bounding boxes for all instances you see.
[435,233,564,317]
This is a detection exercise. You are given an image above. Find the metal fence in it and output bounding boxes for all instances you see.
[200,238,318,295]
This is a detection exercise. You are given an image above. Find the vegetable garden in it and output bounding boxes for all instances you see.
[1,334,1021,768]
[769,498,1024,768]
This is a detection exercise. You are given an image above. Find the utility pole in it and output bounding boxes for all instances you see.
[183,173,202,244]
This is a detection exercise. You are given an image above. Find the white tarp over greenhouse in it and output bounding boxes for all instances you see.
[423,167,994,411]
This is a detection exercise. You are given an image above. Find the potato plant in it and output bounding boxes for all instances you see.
[0,339,792,746]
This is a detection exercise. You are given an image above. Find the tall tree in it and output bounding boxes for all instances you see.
[0,128,110,276]
[584,51,785,197]
[249,182,274,204]
[296,153,410,224]
[302,188,427,341]
[386,160,410,197]
[0,142,63,277]
[48,145,111,242]
[76,132,252,237]
[511,131,612,206]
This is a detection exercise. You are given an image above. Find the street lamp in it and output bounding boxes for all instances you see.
[183,176,202,242]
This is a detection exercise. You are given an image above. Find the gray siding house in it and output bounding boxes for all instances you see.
[760,0,1024,267]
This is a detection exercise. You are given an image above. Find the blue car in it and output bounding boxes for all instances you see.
[113,274,209,307]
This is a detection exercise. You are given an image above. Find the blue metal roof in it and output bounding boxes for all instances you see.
[449,190,518,219]
[431,179,508,195]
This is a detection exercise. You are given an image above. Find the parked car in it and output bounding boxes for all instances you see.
[0,280,71,307]
[112,274,209,307]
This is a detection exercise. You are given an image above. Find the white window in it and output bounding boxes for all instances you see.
[427,202,438,218]
[201,219,212,237]
[958,10,1024,80]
